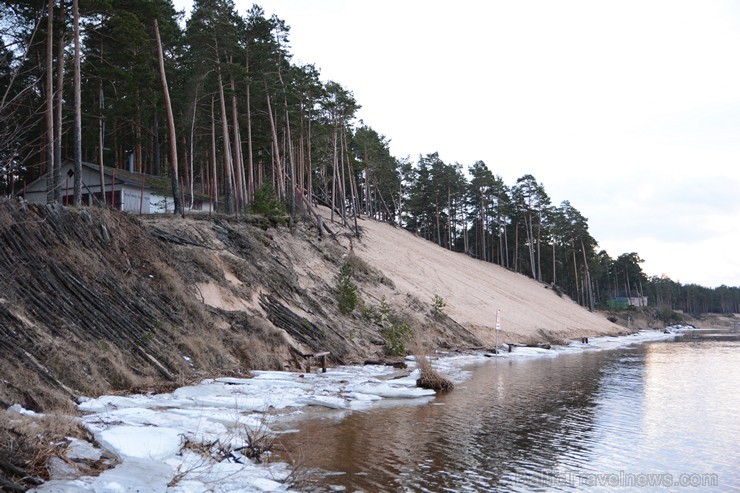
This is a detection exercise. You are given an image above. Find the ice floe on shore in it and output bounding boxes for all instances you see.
[27,328,685,492]
[30,365,438,492]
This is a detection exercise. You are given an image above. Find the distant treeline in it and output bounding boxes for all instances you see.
[1,1,736,314]
[644,278,739,316]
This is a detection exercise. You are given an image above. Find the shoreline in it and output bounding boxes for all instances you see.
[27,326,691,493]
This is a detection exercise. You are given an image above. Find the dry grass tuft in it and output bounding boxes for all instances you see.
[0,365,77,413]
[176,316,288,374]
[415,354,454,392]
[229,318,288,370]
[0,410,93,486]
[179,331,235,370]
[231,333,285,371]
[410,333,454,392]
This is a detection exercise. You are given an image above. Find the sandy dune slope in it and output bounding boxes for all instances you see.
[345,215,624,345]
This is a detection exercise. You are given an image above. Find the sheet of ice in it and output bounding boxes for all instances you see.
[90,457,174,492]
[65,437,102,461]
[30,361,441,491]
[382,370,420,387]
[296,395,351,409]
[346,391,382,402]
[348,380,436,399]
[77,394,168,413]
[165,407,267,430]
[96,425,183,460]
[30,458,175,493]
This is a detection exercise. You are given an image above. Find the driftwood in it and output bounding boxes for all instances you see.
[363,360,408,369]
[149,226,215,249]
[374,185,396,224]
[0,457,42,491]
[0,473,25,493]
[298,190,338,240]
[300,190,363,239]
[310,195,343,222]
[258,292,323,350]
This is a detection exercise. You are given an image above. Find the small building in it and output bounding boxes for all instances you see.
[607,291,648,309]
[21,161,212,214]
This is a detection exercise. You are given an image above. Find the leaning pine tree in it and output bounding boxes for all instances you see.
[153,18,181,215]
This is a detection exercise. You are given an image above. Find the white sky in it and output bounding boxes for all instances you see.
[174,0,740,288]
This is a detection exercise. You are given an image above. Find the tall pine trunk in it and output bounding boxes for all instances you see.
[479,191,486,261]
[306,113,312,203]
[525,213,536,279]
[536,217,542,281]
[435,194,441,247]
[154,18,181,214]
[230,74,244,212]
[72,0,82,206]
[338,129,348,225]
[45,0,55,203]
[97,35,106,203]
[447,185,452,250]
[265,92,283,201]
[134,97,143,172]
[580,237,593,310]
[462,207,468,255]
[188,85,198,209]
[245,82,254,206]
[54,0,64,201]
[285,109,296,221]
[514,223,519,272]
[330,126,337,222]
[98,82,105,199]
[210,96,218,209]
[152,110,161,175]
[216,63,234,214]
[572,239,581,305]
[343,131,359,234]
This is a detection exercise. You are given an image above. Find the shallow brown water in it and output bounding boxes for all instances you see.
[276,330,739,492]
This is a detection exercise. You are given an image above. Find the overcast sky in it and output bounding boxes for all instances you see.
[174,0,740,288]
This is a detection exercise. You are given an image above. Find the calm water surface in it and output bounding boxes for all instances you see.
[276,330,739,492]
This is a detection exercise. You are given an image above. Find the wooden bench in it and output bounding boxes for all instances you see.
[303,351,330,373]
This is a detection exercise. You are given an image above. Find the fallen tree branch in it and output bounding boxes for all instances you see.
[0,458,43,487]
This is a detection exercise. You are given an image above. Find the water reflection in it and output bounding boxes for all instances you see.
[276,331,739,492]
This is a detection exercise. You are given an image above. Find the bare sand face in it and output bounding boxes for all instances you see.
[340,214,624,346]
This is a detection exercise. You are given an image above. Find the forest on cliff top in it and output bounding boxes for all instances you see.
[1,1,738,312]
